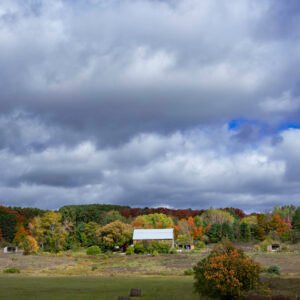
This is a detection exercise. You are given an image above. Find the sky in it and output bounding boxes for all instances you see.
[0,0,300,211]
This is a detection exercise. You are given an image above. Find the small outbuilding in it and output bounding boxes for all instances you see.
[267,243,281,252]
[176,243,195,250]
[133,228,175,248]
[3,246,18,254]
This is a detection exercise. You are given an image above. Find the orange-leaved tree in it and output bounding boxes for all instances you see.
[193,240,261,299]
[21,235,39,255]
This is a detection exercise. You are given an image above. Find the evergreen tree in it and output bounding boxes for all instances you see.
[232,221,240,241]
[240,222,251,241]
[222,223,234,241]
[292,208,300,232]
[207,224,222,243]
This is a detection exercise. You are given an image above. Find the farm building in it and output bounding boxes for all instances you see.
[3,246,18,254]
[133,228,175,248]
[267,243,281,252]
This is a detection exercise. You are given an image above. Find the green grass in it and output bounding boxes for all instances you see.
[0,276,199,300]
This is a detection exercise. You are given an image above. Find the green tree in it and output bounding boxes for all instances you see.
[222,223,234,241]
[292,207,300,232]
[232,221,240,241]
[59,204,128,225]
[0,214,17,242]
[207,224,222,243]
[84,222,100,246]
[240,222,251,241]
[102,210,126,225]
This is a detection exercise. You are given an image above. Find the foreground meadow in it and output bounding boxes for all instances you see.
[1,274,300,299]
[1,247,300,299]
[0,276,198,300]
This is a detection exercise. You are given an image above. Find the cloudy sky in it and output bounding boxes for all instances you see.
[1,0,300,211]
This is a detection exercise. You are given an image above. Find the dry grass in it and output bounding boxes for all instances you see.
[249,252,300,276]
[1,247,300,277]
[0,250,208,276]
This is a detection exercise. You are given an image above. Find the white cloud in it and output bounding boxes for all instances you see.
[260,91,300,114]
[0,1,300,210]
[0,117,299,210]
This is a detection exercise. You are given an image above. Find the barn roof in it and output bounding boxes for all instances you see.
[133,228,174,240]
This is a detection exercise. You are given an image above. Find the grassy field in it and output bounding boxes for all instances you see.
[0,275,300,299]
[0,276,198,300]
[1,246,300,299]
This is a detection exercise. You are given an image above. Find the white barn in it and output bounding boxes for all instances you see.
[133,228,174,248]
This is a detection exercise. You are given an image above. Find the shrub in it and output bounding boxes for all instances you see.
[168,248,177,254]
[194,241,206,250]
[91,265,98,271]
[134,241,171,254]
[86,245,101,255]
[194,240,261,299]
[267,265,281,275]
[258,238,277,252]
[3,267,20,274]
[134,243,146,254]
[184,268,194,276]
[126,246,134,255]
[147,241,170,253]
[152,250,159,256]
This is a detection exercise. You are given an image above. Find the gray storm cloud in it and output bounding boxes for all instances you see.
[0,0,300,210]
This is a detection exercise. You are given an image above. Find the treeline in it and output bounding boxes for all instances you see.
[0,206,44,242]
[1,203,300,254]
[58,204,206,224]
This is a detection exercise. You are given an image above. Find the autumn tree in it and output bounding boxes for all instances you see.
[201,209,234,225]
[175,217,203,242]
[97,221,132,251]
[20,235,39,255]
[132,213,174,229]
[13,226,28,246]
[270,213,291,240]
[194,241,261,299]
[254,214,271,240]
[30,212,67,252]
[272,205,296,222]
[175,219,193,245]
[242,215,258,225]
